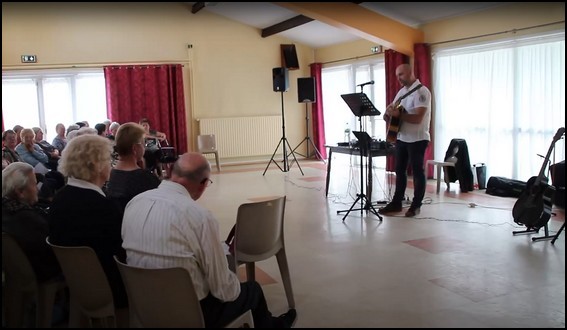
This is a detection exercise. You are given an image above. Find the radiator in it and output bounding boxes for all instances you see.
[198,116,282,158]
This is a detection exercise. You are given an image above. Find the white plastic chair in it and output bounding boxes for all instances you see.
[197,134,221,172]
[2,232,67,328]
[229,196,295,309]
[114,256,254,328]
[46,238,118,328]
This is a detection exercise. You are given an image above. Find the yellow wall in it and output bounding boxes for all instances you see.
[1,2,314,153]
[314,2,564,65]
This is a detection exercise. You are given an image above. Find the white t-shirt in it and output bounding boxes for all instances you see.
[394,79,432,143]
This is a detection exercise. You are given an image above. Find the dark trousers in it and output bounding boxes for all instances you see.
[200,281,274,328]
[393,140,429,208]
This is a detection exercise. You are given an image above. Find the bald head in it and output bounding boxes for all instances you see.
[176,152,209,174]
[395,64,415,87]
[171,152,211,200]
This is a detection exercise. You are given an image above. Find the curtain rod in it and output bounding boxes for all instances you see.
[322,52,383,65]
[2,60,189,71]
[429,21,564,46]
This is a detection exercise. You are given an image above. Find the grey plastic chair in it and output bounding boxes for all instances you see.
[230,196,295,309]
[197,134,221,172]
[46,237,118,327]
[114,256,254,328]
[2,232,67,328]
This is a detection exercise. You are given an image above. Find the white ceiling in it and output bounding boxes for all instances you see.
[198,2,510,48]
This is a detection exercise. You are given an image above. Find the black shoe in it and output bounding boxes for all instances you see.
[378,203,402,214]
[273,308,297,328]
[405,207,421,217]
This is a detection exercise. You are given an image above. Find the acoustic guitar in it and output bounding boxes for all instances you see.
[386,84,423,143]
[512,127,565,229]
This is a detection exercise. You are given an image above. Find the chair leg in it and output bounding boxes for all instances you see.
[214,152,221,172]
[275,249,296,309]
[36,283,59,327]
[245,262,255,282]
[435,164,442,194]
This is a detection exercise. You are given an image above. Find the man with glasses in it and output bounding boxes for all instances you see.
[122,152,296,328]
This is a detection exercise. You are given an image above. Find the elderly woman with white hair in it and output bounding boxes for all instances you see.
[2,162,62,283]
[48,134,128,308]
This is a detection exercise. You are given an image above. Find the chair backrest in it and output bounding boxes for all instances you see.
[197,134,217,153]
[234,196,287,262]
[45,237,115,320]
[114,256,205,328]
[2,232,38,293]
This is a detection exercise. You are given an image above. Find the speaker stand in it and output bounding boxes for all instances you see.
[290,103,325,164]
[263,91,304,176]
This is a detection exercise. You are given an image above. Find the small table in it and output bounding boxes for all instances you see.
[325,145,394,198]
[425,160,456,193]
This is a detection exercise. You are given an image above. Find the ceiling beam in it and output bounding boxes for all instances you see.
[262,15,314,38]
[275,2,424,57]
[191,2,206,14]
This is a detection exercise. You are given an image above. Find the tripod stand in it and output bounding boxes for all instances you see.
[336,91,382,221]
[290,102,325,162]
[263,91,304,175]
[337,130,382,221]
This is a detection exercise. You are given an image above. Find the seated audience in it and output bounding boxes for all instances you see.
[122,152,296,328]
[48,134,127,308]
[51,123,67,154]
[36,170,66,211]
[106,122,160,213]
[2,162,62,283]
[2,129,23,169]
[139,117,167,142]
[95,123,107,136]
[108,122,120,141]
[15,128,49,169]
[13,124,24,145]
[32,127,60,170]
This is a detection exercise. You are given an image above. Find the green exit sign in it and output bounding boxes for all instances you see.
[21,55,37,63]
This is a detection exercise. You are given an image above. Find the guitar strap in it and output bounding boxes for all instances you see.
[396,84,423,103]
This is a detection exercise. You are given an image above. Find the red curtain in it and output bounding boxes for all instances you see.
[384,50,409,172]
[310,63,327,159]
[414,43,434,178]
[104,64,188,154]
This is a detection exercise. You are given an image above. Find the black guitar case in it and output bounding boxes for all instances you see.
[486,176,527,198]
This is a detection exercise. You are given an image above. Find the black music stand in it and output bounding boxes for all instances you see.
[337,92,381,221]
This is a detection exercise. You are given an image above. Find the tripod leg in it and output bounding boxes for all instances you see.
[340,194,363,222]
[285,138,304,175]
[290,137,308,158]
[263,138,285,175]
[307,137,326,163]
[551,222,565,244]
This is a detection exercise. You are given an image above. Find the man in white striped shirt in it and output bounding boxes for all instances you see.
[122,152,296,328]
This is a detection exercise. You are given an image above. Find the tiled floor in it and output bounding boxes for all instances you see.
[202,157,565,328]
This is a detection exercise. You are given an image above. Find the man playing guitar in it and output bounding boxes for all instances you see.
[380,63,432,217]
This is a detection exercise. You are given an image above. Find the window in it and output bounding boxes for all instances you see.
[433,31,565,180]
[322,60,386,146]
[2,69,108,142]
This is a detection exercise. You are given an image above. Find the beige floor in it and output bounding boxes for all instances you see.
[201,157,565,328]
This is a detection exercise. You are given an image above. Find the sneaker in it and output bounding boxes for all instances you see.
[405,207,421,217]
[273,308,297,328]
[378,203,402,214]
